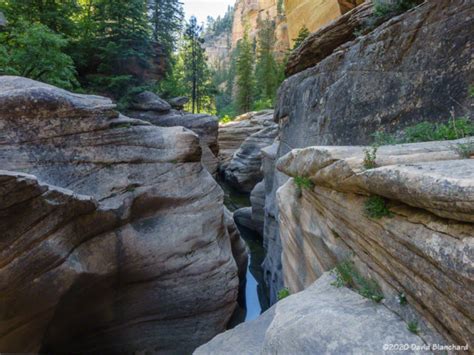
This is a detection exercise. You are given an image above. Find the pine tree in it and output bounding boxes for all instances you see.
[148,0,184,58]
[236,28,255,113]
[292,25,310,50]
[255,17,278,106]
[182,16,214,113]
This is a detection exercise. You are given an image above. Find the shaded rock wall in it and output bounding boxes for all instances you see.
[264,0,474,303]
[0,76,243,354]
[277,140,474,347]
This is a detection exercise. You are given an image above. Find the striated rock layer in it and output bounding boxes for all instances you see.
[195,273,427,354]
[224,123,278,193]
[128,99,220,176]
[0,76,244,354]
[264,0,474,303]
[277,140,474,348]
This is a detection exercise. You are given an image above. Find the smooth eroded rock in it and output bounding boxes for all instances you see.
[0,76,241,354]
[195,273,428,355]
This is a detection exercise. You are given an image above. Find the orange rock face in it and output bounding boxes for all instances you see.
[284,0,363,46]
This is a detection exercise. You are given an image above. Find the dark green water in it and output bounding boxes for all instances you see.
[219,179,270,323]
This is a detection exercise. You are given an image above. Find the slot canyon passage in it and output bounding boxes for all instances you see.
[0,0,473,354]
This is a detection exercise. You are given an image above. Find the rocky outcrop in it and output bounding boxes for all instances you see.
[284,0,363,48]
[168,96,189,110]
[234,181,266,235]
[264,0,474,303]
[218,110,274,172]
[286,1,373,76]
[195,273,427,354]
[277,140,474,348]
[224,123,278,193]
[130,90,171,112]
[0,76,244,354]
[128,94,220,176]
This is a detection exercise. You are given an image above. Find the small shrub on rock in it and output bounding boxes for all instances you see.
[294,176,314,190]
[331,260,384,303]
[364,196,393,219]
[277,288,290,301]
[363,146,378,170]
[407,321,419,334]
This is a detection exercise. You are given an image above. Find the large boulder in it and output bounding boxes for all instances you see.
[218,110,274,172]
[128,108,220,176]
[276,140,474,348]
[224,124,279,193]
[0,76,244,354]
[264,0,474,303]
[195,273,427,354]
[130,90,171,112]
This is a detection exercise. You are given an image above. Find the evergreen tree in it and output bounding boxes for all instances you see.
[75,0,153,98]
[236,28,255,113]
[148,0,184,57]
[292,25,310,50]
[255,17,278,106]
[182,16,214,113]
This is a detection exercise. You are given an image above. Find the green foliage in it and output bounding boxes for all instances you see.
[255,18,279,106]
[363,146,378,170]
[294,176,314,190]
[407,321,419,334]
[277,288,290,300]
[219,115,234,124]
[0,21,78,89]
[292,25,310,51]
[204,6,234,37]
[149,0,184,58]
[403,118,473,143]
[277,0,285,15]
[453,142,474,159]
[364,196,393,219]
[331,260,384,303]
[373,0,422,19]
[398,292,408,306]
[253,98,274,111]
[371,118,474,145]
[470,85,474,98]
[236,27,255,113]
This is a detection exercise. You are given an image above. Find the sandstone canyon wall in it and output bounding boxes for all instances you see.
[263,0,473,302]
[0,76,246,354]
[284,0,363,46]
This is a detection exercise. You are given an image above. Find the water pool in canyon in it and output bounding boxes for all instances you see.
[219,179,270,323]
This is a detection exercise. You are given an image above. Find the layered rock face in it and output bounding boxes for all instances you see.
[0,76,243,354]
[127,93,220,176]
[284,0,363,47]
[195,273,427,354]
[224,123,278,193]
[277,140,474,348]
[218,110,274,173]
[264,0,474,302]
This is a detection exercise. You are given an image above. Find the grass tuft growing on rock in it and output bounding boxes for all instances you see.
[294,176,314,190]
[373,0,422,19]
[364,196,393,219]
[331,260,384,303]
[277,288,290,301]
[407,321,419,334]
[363,146,378,169]
[371,117,474,146]
[398,292,408,306]
[453,142,474,159]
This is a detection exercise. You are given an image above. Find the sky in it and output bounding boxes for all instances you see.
[182,0,235,25]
